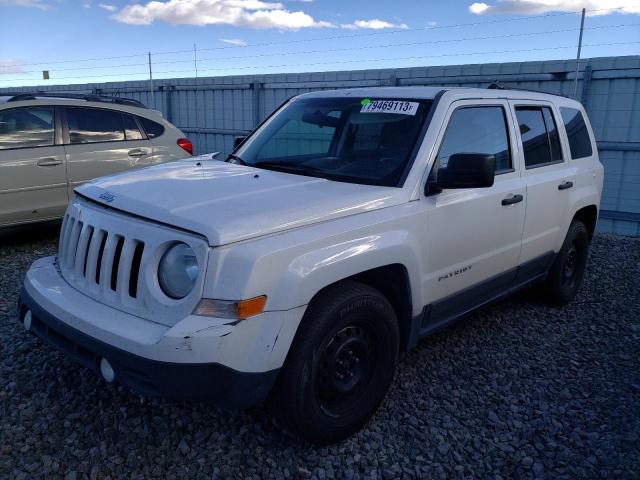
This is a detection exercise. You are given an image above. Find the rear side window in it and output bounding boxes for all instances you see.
[437,106,512,174]
[560,107,593,159]
[515,106,563,169]
[67,107,125,144]
[0,106,54,150]
[122,114,144,140]
[139,117,165,139]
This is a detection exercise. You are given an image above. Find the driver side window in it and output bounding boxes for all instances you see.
[437,106,512,174]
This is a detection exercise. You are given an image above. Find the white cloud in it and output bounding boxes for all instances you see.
[0,0,49,9]
[427,20,438,26]
[113,0,334,28]
[340,19,409,30]
[0,59,25,75]
[468,0,640,16]
[220,37,248,46]
[99,2,117,10]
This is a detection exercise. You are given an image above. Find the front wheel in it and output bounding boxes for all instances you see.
[542,219,590,306]
[268,281,399,445]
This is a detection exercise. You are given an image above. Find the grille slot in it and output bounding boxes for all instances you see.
[110,237,125,292]
[129,242,145,298]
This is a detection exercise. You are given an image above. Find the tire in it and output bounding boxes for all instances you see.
[268,280,399,445]
[542,219,590,306]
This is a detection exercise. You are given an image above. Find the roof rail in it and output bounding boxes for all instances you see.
[3,92,147,108]
[487,82,570,99]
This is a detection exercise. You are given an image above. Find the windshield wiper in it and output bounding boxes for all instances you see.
[226,153,247,165]
[251,161,325,176]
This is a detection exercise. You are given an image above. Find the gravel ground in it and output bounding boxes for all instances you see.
[1,226,639,480]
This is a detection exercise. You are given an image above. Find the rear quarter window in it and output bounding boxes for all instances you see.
[560,107,593,159]
[139,117,165,139]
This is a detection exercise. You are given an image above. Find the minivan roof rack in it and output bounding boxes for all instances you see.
[3,92,146,108]
[487,82,570,99]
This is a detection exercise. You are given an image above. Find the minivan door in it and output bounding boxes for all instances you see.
[62,106,153,196]
[420,100,526,328]
[0,105,68,226]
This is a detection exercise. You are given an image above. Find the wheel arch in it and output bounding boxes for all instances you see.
[572,204,598,241]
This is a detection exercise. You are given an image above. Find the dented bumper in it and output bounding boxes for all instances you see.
[18,256,306,407]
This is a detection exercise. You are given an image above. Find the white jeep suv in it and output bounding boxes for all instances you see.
[0,92,192,228]
[19,87,603,444]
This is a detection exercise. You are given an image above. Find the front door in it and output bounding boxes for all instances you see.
[421,100,526,327]
[0,105,68,226]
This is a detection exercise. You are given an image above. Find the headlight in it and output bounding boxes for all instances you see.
[158,243,199,299]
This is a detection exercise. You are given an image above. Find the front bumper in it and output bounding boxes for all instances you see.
[18,257,305,408]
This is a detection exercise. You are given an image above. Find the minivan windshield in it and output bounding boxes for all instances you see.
[232,97,433,187]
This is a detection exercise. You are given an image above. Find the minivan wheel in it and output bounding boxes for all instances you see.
[542,219,590,306]
[268,281,399,445]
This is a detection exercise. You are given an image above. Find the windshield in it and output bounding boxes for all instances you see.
[233,97,433,187]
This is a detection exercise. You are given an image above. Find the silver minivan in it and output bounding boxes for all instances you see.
[0,92,192,228]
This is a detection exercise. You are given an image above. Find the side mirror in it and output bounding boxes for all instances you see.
[233,136,247,149]
[433,153,496,190]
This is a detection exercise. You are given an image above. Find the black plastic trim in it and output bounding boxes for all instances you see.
[18,287,279,409]
[407,252,556,346]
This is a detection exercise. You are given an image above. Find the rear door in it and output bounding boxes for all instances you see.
[62,106,153,195]
[510,101,576,265]
[0,105,68,226]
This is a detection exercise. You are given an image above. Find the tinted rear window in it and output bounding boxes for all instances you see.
[560,107,593,159]
[516,106,563,168]
[67,107,125,144]
[140,117,165,139]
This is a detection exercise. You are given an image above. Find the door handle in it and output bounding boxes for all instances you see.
[558,181,574,190]
[128,148,148,158]
[501,194,523,206]
[36,158,63,167]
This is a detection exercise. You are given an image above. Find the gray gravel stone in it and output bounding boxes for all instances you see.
[1,226,639,479]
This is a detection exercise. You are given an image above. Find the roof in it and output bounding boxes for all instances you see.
[0,92,146,108]
[295,86,580,105]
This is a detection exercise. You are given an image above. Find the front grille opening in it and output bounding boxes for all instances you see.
[129,241,145,298]
[95,232,108,284]
[110,236,125,291]
[83,226,95,277]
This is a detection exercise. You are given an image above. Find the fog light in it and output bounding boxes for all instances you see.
[23,310,32,332]
[100,358,115,383]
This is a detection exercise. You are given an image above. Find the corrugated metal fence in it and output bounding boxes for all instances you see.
[2,55,639,235]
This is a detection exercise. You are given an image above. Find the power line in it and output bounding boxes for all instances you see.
[10,21,640,75]
[2,40,637,83]
[10,4,640,68]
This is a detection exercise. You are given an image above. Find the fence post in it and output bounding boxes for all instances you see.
[252,81,262,128]
[580,64,593,107]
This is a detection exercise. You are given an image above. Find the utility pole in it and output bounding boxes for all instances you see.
[194,43,198,78]
[573,8,586,100]
[148,51,155,109]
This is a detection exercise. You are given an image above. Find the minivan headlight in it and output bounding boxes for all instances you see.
[158,243,199,299]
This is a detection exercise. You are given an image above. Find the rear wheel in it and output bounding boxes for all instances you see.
[268,281,399,445]
[542,219,590,306]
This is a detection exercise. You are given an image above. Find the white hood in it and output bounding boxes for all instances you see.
[76,159,408,246]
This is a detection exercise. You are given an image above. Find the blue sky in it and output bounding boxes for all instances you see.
[0,0,638,87]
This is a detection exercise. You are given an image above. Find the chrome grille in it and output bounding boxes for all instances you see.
[57,197,209,326]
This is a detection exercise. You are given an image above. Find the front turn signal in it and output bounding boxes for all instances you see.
[193,296,266,320]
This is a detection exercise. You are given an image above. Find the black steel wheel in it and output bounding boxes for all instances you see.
[268,281,399,444]
[543,219,590,306]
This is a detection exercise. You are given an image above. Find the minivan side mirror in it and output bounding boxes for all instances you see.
[432,153,496,190]
[233,136,247,149]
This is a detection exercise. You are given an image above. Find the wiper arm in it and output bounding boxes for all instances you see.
[252,161,323,174]
[226,153,247,165]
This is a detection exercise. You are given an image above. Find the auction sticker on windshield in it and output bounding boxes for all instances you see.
[360,99,419,115]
